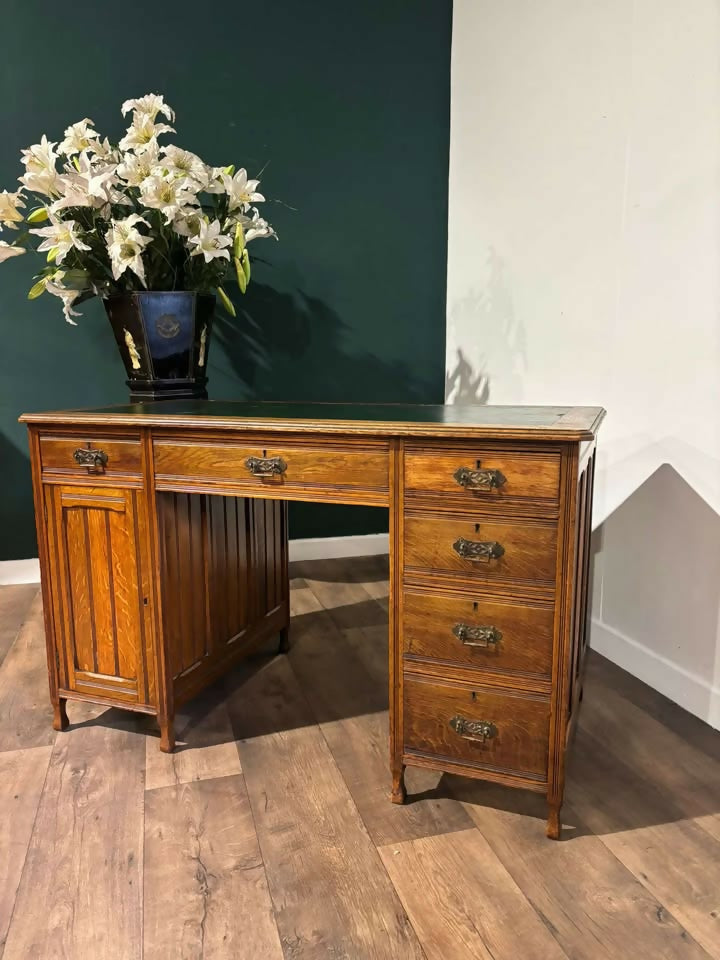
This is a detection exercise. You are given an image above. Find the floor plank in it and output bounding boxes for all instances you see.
[145,691,241,791]
[0,584,38,669]
[568,728,720,959]
[144,774,283,960]
[0,746,52,953]
[451,778,712,960]
[0,593,56,753]
[288,583,474,846]
[379,828,569,960]
[226,653,425,960]
[2,724,145,960]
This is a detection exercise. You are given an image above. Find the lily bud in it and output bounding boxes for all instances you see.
[46,246,58,263]
[217,286,236,317]
[224,164,235,177]
[234,257,247,294]
[233,222,245,258]
[27,277,47,300]
[26,207,49,224]
[241,248,251,284]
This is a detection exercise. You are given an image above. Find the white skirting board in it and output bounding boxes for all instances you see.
[0,532,390,586]
[590,617,720,731]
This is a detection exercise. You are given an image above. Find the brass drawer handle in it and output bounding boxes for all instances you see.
[449,715,498,743]
[452,537,505,562]
[452,623,502,648]
[73,447,108,472]
[453,466,506,490]
[245,455,288,477]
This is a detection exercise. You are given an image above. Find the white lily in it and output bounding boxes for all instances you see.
[221,168,264,212]
[203,166,226,194]
[172,210,204,238]
[139,174,199,224]
[160,146,208,187]
[121,93,175,124]
[0,190,25,229]
[105,214,152,285]
[119,115,175,153]
[188,218,232,263]
[0,240,26,262]
[19,135,61,196]
[88,137,118,163]
[244,207,277,242]
[52,152,126,213]
[30,216,91,264]
[59,119,100,156]
[39,270,82,327]
[116,140,160,186]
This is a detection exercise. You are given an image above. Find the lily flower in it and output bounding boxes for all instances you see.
[187,218,232,263]
[52,152,127,214]
[45,271,83,323]
[105,214,152,285]
[160,146,208,187]
[0,240,26,262]
[0,190,25,229]
[121,93,175,124]
[19,135,61,197]
[120,115,175,153]
[59,119,100,156]
[244,207,277,242]
[221,168,264,212]
[117,141,160,186]
[139,174,199,224]
[29,216,91,264]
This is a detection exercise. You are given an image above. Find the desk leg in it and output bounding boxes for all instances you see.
[389,440,405,805]
[52,697,69,732]
[159,714,175,753]
[278,626,290,654]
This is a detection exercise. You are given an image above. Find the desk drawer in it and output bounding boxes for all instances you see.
[404,514,557,587]
[154,437,389,502]
[405,444,560,505]
[40,434,142,479]
[403,590,554,678]
[404,675,549,780]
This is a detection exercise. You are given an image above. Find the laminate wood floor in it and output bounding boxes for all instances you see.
[0,556,719,959]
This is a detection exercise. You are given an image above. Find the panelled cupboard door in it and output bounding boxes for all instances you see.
[44,484,156,707]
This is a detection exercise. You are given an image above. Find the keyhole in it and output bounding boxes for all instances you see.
[262,448,267,457]
[476,459,482,469]
[143,597,149,606]
[472,601,478,612]
[471,691,477,702]
[475,522,480,533]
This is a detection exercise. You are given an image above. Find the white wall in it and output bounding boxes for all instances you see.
[447,0,720,727]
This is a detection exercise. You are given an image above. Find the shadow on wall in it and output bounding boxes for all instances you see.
[446,247,527,403]
[214,281,433,403]
[590,463,720,728]
[0,432,34,562]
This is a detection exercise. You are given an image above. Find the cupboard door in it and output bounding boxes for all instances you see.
[45,484,155,707]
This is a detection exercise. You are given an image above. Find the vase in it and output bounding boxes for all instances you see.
[104,291,215,402]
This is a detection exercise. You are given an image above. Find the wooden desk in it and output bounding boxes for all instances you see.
[21,401,604,838]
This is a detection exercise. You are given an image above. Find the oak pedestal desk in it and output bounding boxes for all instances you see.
[21,401,604,839]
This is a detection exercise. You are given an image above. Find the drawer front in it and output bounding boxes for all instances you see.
[405,445,560,505]
[404,515,557,587]
[404,676,549,779]
[154,438,389,500]
[40,435,142,479]
[403,591,554,678]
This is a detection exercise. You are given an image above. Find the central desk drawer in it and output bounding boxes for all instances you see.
[404,514,558,587]
[153,437,390,502]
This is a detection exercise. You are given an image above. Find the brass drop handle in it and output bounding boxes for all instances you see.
[452,623,502,648]
[73,447,108,473]
[245,455,288,477]
[453,466,506,490]
[452,537,505,562]
[449,715,498,743]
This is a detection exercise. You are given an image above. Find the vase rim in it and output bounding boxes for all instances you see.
[103,290,215,300]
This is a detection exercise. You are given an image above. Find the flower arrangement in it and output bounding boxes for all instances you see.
[0,93,277,324]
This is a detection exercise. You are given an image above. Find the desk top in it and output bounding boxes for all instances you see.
[21,401,605,442]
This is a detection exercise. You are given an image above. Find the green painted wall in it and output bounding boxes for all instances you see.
[0,0,452,561]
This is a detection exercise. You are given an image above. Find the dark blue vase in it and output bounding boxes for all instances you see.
[104,291,215,401]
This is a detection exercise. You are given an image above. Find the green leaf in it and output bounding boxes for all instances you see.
[233,257,247,294]
[27,278,46,300]
[241,248,251,284]
[26,206,49,224]
[217,285,236,317]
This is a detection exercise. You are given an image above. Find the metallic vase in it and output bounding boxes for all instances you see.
[104,291,215,401]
